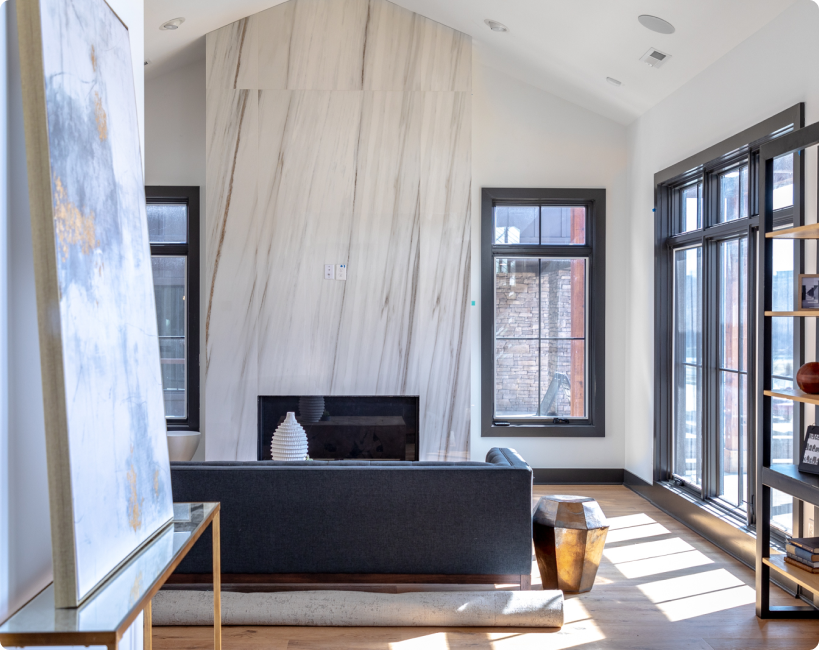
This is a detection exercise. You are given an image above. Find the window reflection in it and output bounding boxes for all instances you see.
[771,238,794,533]
[673,247,702,486]
[773,154,794,211]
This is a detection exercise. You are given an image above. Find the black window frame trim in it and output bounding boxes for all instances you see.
[481,187,606,438]
[654,104,804,534]
[146,185,201,432]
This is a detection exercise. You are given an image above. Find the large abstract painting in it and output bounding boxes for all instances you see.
[17,0,173,607]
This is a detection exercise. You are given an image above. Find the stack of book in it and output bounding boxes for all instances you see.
[786,537,819,573]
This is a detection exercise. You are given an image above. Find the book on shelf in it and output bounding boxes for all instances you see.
[786,552,819,569]
[786,543,819,562]
[785,556,819,574]
[788,536,819,553]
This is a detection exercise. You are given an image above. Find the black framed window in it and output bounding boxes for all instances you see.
[481,188,605,438]
[146,186,200,431]
[655,105,803,532]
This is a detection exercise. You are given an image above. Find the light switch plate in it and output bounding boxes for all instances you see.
[324,264,335,280]
[337,264,347,281]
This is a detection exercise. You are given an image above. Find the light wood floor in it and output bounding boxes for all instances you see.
[154,485,819,649]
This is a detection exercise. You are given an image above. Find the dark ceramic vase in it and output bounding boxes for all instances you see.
[797,362,819,394]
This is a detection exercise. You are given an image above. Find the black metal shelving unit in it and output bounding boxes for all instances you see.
[758,121,819,619]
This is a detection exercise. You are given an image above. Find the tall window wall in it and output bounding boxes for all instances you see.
[658,129,799,531]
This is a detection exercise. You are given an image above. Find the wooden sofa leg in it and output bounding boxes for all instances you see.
[520,574,531,591]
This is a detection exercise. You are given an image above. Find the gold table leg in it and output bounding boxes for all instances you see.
[143,599,152,650]
[213,511,221,650]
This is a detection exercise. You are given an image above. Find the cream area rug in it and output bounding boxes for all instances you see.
[152,590,564,628]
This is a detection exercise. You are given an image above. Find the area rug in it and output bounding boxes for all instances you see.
[152,590,564,627]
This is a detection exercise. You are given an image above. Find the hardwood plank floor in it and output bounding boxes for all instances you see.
[153,485,819,649]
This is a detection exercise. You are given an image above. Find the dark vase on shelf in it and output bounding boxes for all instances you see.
[796,362,819,394]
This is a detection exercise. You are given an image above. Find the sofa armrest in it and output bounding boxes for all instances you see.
[485,447,530,470]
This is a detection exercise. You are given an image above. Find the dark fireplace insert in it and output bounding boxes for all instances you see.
[258,395,419,461]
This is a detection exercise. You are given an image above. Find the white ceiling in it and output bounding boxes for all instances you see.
[144,0,806,124]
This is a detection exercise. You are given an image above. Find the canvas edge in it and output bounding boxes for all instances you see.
[16,0,79,608]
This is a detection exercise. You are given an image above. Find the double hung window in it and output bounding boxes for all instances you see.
[481,189,605,438]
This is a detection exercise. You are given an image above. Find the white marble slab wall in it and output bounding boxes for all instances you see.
[205,0,471,461]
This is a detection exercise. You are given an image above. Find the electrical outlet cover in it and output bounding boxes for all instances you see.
[337,264,347,280]
[324,264,335,280]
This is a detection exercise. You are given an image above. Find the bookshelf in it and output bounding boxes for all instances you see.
[757,120,819,619]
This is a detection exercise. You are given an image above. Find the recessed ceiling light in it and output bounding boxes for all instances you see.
[606,77,623,87]
[638,15,675,35]
[160,17,185,31]
[484,19,508,33]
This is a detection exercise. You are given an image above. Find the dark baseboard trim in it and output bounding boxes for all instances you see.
[624,469,652,488]
[533,468,624,485]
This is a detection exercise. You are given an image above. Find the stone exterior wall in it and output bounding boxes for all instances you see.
[495,259,583,417]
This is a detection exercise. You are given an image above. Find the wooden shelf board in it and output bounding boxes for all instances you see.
[765,311,819,317]
[764,387,819,407]
[766,223,819,239]
[765,554,819,595]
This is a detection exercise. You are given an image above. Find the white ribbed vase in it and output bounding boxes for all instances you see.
[298,396,325,423]
[270,412,308,461]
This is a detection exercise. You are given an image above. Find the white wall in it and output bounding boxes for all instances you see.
[144,56,207,460]
[1,0,146,638]
[624,0,819,483]
[470,58,629,468]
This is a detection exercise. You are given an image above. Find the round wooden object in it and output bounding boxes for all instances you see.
[797,362,819,394]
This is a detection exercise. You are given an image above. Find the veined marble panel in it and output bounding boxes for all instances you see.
[287,0,369,90]
[412,91,472,460]
[330,91,423,393]
[234,0,470,92]
[205,24,261,459]
[206,17,249,91]
[256,90,363,396]
[206,0,471,461]
[363,1,471,91]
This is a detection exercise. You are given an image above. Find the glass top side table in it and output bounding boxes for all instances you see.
[0,502,221,650]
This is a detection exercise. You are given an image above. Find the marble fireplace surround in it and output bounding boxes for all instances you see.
[205,0,472,461]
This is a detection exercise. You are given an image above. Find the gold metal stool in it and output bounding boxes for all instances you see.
[533,495,609,593]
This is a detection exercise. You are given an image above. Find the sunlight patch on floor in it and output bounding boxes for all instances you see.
[563,597,592,624]
[656,584,756,621]
[604,536,695,564]
[389,632,450,649]
[638,568,746,603]
[606,513,658,530]
[606,522,670,544]
[613,549,714,579]
[486,622,606,649]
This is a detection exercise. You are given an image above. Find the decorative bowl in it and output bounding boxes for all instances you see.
[167,431,201,462]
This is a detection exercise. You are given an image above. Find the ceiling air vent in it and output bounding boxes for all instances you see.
[639,47,671,68]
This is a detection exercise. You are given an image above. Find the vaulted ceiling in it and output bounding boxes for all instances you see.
[144,0,805,124]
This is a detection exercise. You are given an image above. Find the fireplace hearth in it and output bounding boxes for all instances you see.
[258,396,419,461]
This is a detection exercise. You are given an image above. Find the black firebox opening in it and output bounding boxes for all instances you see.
[258,395,419,461]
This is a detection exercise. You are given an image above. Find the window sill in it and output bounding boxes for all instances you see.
[482,423,604,438]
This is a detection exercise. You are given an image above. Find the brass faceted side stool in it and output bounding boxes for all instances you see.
[533,495,609,593]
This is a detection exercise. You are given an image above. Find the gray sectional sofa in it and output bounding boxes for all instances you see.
[168,448,533,589]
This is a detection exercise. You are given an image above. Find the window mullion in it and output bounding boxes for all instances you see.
[537,256,542,416]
